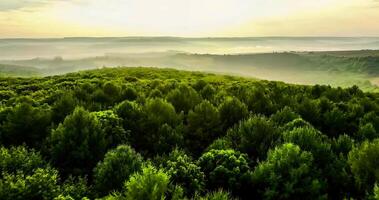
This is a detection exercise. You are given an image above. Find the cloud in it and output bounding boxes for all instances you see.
[0,0,54,11]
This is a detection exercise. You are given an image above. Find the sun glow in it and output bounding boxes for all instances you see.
[0,0,378,37]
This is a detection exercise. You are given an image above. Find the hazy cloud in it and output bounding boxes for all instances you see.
[0,0,55,11]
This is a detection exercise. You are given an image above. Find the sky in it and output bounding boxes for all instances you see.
[0,0,379,38]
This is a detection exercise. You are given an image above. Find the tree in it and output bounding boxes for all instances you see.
[103,81,121,103]
[226,116,279,161]
[218,97,248,130]
[187,100,222,154]
[355,123,377,142]
[1,103,52,147]
[94,145,144,196]
[282,127,347,198]
[141,98,183,154]
[348,139,379,192]
[270,106,300,126]
[143,98,180,127]
[297,98,321,127]
[49,107,107,176]
[0,146,46,176]
[121,86,138,101]
[124,165,171,200]
[114,100,143,135]
[167,84,201,113]
[282,127,331,164]
[282,118,313,132]
[51,92,77,123]
[161,149,205,196]
[200,85,216,101]
[93,110,128,148]
[198,149,250,195]
[0,167,60,200]
[206,138,233,151]
[60,176,90,200]
[252,143,325,200]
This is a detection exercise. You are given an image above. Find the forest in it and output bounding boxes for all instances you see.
[1,67,379,199]
[2,50,379,92]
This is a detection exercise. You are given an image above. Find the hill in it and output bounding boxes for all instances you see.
[1,67,379,199]
[3,50,379,91]
[0,63,40,77]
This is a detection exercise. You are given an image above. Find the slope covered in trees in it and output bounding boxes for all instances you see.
[1,67,379,199]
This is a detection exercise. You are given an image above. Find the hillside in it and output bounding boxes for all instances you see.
[0,63,40,77]
[2,50,379,92]
[1,67,379,199]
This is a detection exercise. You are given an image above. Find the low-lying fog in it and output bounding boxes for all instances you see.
[1,37,379,60]
[1,37,379,92]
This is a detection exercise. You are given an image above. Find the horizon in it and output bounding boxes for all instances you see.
[2,36,379,40]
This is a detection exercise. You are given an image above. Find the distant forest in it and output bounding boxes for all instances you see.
[1,67,379,199]
[2,50,379,92]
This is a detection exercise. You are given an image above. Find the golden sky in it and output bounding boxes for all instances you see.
[1,0,379,38]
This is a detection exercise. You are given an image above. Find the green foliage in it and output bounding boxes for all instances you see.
[142,98,183,155]
[51,92,77,123]
[282,118,313,132]
[1,102,52,147]
[252,143,325,200]
[121,86,138,101]
[53,195,75,200]
[206,138,233,151]
[114,100,143,135]
[124,165,170,200]
[200,84,216,101]
[0,167,60,200]
[1,67,379,199]
[226,116,279,161]
[282,127,331,160]
[196,190,234,200]
[270,106,300,126]
[94,145,144,196]
[93,110,128,148]
[161,149,205,196]
[0,146,46,176]
[218,97,248,130]
[373,183,379,200]
[198,149,250,193]
[187,100,221,154]
[331,134,355,156]
[348,139,379,192]
[167,84,201,113]
[356,123,378,142]
[49,107,107,176]
[60,176,90,200]
[144,98,180,126]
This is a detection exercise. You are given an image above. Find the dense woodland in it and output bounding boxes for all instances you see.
[1,67,379,199]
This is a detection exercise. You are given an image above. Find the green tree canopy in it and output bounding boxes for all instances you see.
[94,145,144,196]
[167,84,201,113]
[187,100,222,154]
[252,143,325,200]
[226,116,279,161]
[161,149,205,196]
[348,139,379,192]
[218,97,248,130]
[50,107,107,176]
[198,149,250,194]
